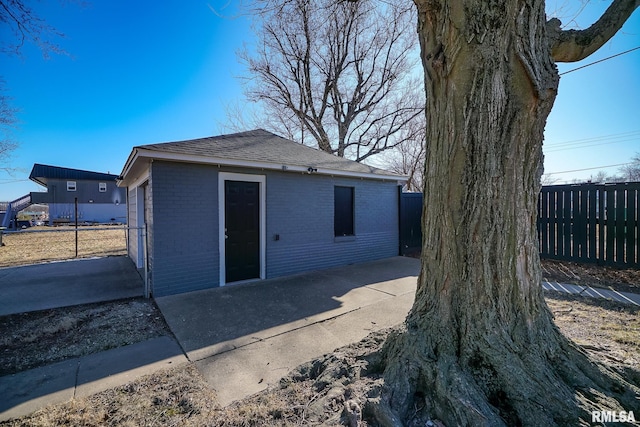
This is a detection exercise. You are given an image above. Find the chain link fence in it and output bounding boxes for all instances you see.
[0,226,136,269]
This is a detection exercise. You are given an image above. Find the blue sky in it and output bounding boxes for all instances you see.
[1,0,639,201]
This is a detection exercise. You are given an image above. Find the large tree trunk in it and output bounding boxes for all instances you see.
[375,0,639,425]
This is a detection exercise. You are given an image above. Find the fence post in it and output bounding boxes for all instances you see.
[74,197,79,257]
[143,223,150,298]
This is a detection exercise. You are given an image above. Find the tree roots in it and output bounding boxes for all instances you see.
[365,326,640,427]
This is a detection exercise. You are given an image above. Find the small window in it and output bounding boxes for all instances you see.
[99,182,107,192]
[67,181,77,191]
[334,186,354,236]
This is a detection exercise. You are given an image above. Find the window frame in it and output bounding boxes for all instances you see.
[334,186,355,237]
[67,181,77,191]
[99,182,107,192]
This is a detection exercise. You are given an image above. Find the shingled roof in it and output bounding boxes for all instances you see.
[119,129,405,185]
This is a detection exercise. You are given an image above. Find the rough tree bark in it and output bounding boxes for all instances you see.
[369,0,640,425]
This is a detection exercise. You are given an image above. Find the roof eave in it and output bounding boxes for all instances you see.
[120,148,407,183]
[29,176,47,188]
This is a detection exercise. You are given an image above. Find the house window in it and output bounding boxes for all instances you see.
[334,186,354,236]
[99,182,107,192]
[67,181,76,191]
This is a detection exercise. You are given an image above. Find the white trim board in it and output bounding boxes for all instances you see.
[218,172,267,287]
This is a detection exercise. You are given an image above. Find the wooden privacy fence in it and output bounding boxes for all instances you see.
[399,183,640,266]
[537,182,639,267]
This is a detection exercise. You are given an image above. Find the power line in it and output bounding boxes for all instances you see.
[545,137,640,153]
[0,179,29,184]
[543,130,640,153]
[545,130,640,147]
[559,46,640,75]
[545,162,634,175]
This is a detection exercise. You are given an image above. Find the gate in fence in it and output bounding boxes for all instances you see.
[537,182,639,267]
[399,191,423,256]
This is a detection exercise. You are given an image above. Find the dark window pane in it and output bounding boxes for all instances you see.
[334,186,354,236]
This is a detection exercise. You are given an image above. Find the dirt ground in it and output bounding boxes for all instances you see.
[0,298,170,377]
[1,260,639,426]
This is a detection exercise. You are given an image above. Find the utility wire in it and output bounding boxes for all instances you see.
[545,162,634,175]
[0,179,29,184]
[559,46,640,75]
[545,130,640,147]
[545,137,640,153]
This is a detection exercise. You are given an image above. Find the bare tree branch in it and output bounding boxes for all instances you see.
[384,124,425,191]
[1,1,78,175]
[236,0,425,163]
[0,0,71,58]
[0,79,18,173]
[619,152,640,181]
[548,0,640,62]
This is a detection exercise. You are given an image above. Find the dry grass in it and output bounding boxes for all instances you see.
[3,294,639,427]
[0,249,637,425]
[0,226,128,268]
[546,293,640,369]
[2,364,219,427]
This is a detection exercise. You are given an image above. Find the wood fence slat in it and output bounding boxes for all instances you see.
[535,183,639,267]
[563,189,572,259]
[551,189,556,257]
[615,187,626,265]
[599,186,606,264]
[627,186,637,264]
[575,188,586,260]
[606,187,616,265]
[588,185,597,261]
[402,183,639,267]
[539,190,546,256]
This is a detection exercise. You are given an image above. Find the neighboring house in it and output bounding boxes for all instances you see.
[118,129,406,297]
[29,164,127,225]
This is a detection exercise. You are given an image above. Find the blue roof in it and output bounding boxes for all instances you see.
[29,164,118,188]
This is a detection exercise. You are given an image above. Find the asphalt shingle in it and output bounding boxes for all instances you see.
[136,129,398,177]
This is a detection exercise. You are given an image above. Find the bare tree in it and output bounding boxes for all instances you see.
[385,128,426,192]
[237,0,425,162]
[0,80,18,173]
[346,0,640,425]
[1,0,72,173]
[590,170,612,183]
[619,152,640,181]
[0,0,66,57]
[540,173,560,185]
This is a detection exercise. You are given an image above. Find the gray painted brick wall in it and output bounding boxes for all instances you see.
[149,161,219,296]
[147,161,399,296]
[265,172,399,278]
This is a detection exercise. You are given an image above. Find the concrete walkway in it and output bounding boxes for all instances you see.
[155,256,420,406]
[0,256,420,421]
[0,256,144,316]
[0,336,187,421]
[542,280,640,306]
